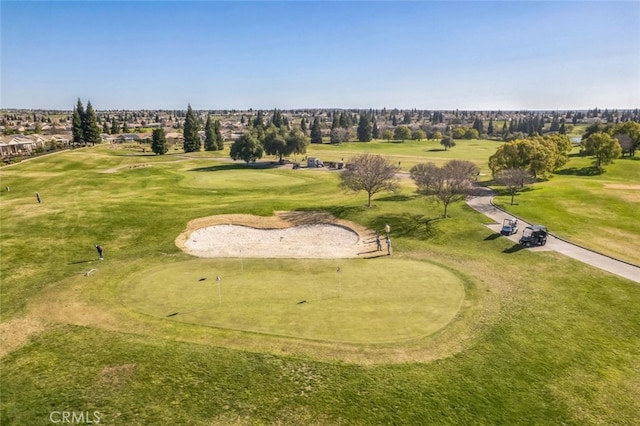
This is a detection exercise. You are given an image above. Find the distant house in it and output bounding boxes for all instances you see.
[0,135,38,156]
[51,135,70,147]
[101,133,118,143]
[118,133,140,143]
[165,132,184,143]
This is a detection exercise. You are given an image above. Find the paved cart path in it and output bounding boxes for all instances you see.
[466,187,640,284]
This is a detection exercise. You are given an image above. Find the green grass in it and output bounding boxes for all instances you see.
[305,138,504,174]
[1,145,639,425]
[493,153,640,265]
[118,258,465,343]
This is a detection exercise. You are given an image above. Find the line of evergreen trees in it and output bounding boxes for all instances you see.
[72,98,101,146]
[182,104,224,153]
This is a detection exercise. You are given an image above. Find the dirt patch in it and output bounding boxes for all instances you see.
[604,184,640,190]
[603,184,640,202]
[176,211,379,259]
[96,363,136,388]
[0,316,45,358]
[101,164,150,174]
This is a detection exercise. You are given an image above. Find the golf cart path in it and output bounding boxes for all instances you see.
[466,187,640,284]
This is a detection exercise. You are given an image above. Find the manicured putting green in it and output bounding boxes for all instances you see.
[119,257,465,343]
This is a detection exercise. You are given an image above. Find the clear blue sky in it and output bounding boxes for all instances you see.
[1,1,639,110]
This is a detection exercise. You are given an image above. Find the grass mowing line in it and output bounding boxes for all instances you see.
[117,257,466,344]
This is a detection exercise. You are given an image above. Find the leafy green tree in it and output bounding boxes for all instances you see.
[262,125,288,161]
[412,129,427,141]
[402,112,412,124]
[452,127,466,139]
[122,121,130,133]
[285,128,309,159]
[581,132,622,170]
[72,99,84,146]
[357,113,372,142]
[204,115,216,151]
[440,135,456,150]
[151,128,169,155]
[611,121,640,157]
[102,122,110,134]
[489,138,562,179]
[487,119,495,137]
[310,117,323,143]
[339,153,400,207]
[582,122,611,141]
[410,160,479,218]
[382,129,393,142]
[534,134,572,170]
[183,104,201,152]
[464,128,480,139]
[393,125,411,141]
[230,132,263,164]
[82,101,102,145]
[300,118,308,136]
[490,139,538,177]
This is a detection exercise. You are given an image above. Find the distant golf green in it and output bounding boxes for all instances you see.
[119,258,465,343]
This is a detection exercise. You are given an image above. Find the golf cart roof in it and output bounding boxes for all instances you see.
[527,225,548,232]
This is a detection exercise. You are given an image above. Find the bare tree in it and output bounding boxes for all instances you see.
[339,153,400,207]
[330,128,351,144]
[494,168,535,205]
[410,160,479,217]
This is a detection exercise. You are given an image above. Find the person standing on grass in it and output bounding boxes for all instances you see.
[376,232,382,251]
[36,192,41,203]
[384,223,390,238]
[95,244,104,260]
[386,236,392,255]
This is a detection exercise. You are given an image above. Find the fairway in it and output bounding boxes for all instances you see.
[118,258,465,343]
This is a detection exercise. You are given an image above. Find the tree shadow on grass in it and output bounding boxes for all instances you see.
[288,205,367,223]
[189,162,283,172]
[376,194,417,202]
[554,166,603,176]
[68,259,94,265]
[503,244,526,253]
[428,148,446,152]
[373,213,443,240]
[484,233,501,241]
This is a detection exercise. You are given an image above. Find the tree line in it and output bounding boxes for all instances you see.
[71,98,101,146]
[230,108,309,164]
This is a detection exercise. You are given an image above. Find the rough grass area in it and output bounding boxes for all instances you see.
[1,145,639,424]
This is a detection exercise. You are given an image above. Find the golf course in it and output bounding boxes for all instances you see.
[1,140,639,425]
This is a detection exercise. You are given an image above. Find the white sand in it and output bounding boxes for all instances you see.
[184,224,367,259]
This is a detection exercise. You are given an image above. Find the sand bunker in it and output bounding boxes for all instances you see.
[176,212,377,259]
